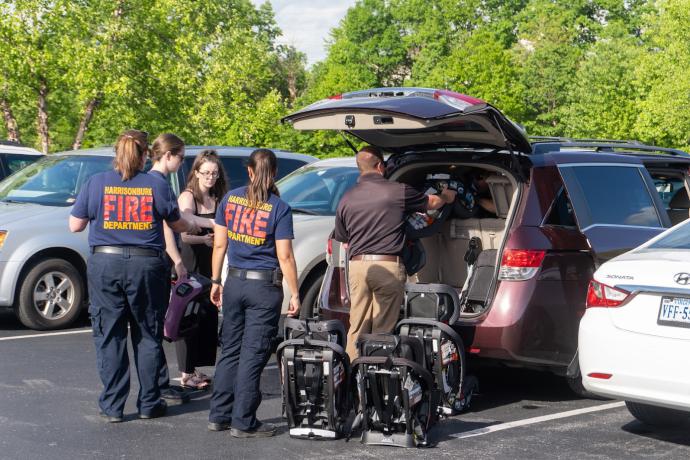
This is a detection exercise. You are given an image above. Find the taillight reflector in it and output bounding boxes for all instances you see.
[586,280,630,308]
[587,372,612,380]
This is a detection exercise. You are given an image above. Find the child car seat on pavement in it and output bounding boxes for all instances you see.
[276,318,351,439]
[351,333,436,448]
[397,283,468,415]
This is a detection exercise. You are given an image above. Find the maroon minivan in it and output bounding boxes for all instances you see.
[282,87,690,392]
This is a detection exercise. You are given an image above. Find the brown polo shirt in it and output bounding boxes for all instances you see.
[333,173,428,258]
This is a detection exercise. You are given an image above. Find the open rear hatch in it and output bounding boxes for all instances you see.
[282,87,532,154]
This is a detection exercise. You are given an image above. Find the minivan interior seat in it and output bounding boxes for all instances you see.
[416,217,508,287]
[414,173,515,289]
[485,174,513,218]
[667,187,690,225]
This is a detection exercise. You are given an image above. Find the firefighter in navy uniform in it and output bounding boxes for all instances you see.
[69,129,197,423]
[207,148,300,437]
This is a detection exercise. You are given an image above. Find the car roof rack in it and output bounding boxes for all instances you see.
[529,136,690,157]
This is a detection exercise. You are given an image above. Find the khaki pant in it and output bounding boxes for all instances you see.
[346,260,407,360]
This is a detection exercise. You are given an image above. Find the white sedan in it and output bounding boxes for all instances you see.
[579,219,690,428]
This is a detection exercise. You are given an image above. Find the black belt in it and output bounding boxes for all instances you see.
[93,245,161,257]
[227,267,275,281]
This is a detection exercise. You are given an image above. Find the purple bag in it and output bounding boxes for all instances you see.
[163,273,212,342]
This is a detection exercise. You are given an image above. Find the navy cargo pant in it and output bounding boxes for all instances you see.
[87,251,170,417]
[208,274,282,430]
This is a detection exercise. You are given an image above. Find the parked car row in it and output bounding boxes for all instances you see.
[0,146,315,330]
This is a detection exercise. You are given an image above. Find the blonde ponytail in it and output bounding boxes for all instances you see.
[114,130,148,181]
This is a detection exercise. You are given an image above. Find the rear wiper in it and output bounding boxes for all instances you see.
[291,208,319,215]
[0,199,26,204]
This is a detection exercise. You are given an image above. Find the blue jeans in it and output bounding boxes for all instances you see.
[208,275,282,430]
[87,251,170,417]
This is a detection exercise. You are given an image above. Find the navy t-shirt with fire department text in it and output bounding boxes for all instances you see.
[71,170,181,250]
[215,186,293,270]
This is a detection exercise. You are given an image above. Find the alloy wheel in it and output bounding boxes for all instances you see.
[32,271,75,320]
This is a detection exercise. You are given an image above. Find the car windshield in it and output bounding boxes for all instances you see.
[648,220,690,250]
[0,155,113,206]
[277,165,359,216]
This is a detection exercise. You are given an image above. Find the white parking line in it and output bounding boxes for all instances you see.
[0,328,91,341]
[451,401,626,439]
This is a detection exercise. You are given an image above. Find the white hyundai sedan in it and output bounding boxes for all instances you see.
[579,219,690,427]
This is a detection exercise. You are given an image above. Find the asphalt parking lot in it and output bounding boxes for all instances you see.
[2,311,690,460]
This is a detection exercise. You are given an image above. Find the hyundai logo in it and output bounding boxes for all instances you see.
[674,273,690,285]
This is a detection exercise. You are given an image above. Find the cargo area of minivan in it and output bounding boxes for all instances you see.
[391,162,519,318]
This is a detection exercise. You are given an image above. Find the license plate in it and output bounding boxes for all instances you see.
[658,296,690,328]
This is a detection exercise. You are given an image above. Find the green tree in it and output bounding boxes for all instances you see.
[273,45,308,106]
[0,0,76,152]
[303,0,410,103]
[561,21,645,141]
[633,0,690,149]
[0,0,308,153]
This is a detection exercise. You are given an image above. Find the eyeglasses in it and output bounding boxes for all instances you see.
[198,171,219,178]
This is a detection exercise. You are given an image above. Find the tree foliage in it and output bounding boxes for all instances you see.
[1,0,690,155]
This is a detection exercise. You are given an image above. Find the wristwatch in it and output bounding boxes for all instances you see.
[211,278,222,285]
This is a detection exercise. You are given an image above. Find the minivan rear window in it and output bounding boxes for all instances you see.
[560,165,661,229]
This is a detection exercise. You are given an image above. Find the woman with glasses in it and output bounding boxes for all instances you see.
[68,130,197,422]
[175,149,228,390]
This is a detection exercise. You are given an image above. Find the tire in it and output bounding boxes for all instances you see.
[566,374,605,400]
[625,401,690,428]
[299,272,324,320]
[16,258,85,330]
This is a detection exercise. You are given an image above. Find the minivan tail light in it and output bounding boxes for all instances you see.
[498,249,546,281]
[586,280,630,308]
[327,238,333,256]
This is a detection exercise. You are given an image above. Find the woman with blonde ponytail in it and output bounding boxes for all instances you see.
[68,129,197,422]
[207,148,300,437]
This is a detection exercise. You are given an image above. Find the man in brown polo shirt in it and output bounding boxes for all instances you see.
[334,146,456,359]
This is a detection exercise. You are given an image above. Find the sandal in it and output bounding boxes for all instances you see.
[181,373,209,390]
[194,370,212,383]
